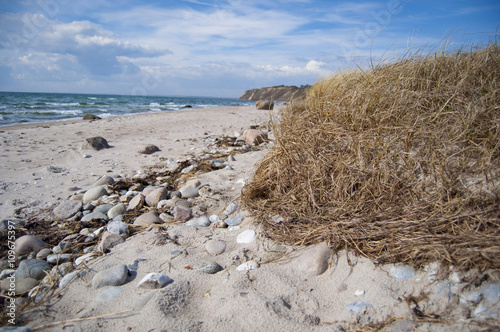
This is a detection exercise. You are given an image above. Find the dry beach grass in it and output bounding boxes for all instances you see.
[242,44,500,271]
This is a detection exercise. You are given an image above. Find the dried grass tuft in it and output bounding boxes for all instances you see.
[241,43,500,270]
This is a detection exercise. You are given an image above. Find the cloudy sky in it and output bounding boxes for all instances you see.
[0,0,498,97]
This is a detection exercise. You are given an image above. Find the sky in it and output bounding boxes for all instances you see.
[0,0,498,98]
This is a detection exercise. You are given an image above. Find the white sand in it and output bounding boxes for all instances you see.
[0,106,497,331]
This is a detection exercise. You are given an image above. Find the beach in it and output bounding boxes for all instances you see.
[0,106,498,331]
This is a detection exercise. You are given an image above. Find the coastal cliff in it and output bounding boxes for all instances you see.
[239,85,310,102]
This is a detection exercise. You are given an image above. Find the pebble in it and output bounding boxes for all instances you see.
[14,235,48,256]
[344,300,372,313]
[205,240,226,256]
[296,242,332,276]
[83,154,92,158]
[75,252,98,266]
[137,273,173,289]
[46,254,73,265]
[181,187,199,198]
[185,216,210,227]
[209,215,221,223]
[127,194,145,211]
[16,259,52,280]
[390,264,415,279]
[224,215,244,227]
[36,248,52,259]
[53,200,83,220]
[107,220,129,237]
[179,179,201,191]
[192,261,223,274]
[80,211,109,222]
[145,187,168,207]
[59,270,85,288]
[223,202,238,215]
[98,231,125,253]
[93,204,114,214]
[236,230,256,244]
[134,211,162,225]
[0,269,15,280]
[354,290,365,296]
[236,260,259,271]
[93,175,115,186]
[92,264,129,289]
[173,206,192,222]
[96,286,123,302]
[83,186,108,204]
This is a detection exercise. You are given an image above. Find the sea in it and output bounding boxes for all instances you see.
[0,92,253,127]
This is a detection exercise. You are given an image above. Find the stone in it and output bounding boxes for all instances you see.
[137,273,173,289]
[96,286,123,302]
[0,218,26,229]
[185,216,210,227]
[98,231,125,253]
[223,202,238,215]
[236,260,259,271]
[52,241,72,254]
[296,242,332,276]
[46,254,72,265]
[134,211,162,226]
[164,198,192,208]
[53,200,83,220]
[205,240,226,256]
[14,235,48,256]
[59,270,80,288]
[180,187,199,198]
[243,129,268,146]
[82,136,110,150]
[107,220,129,237]
[145,187,168,207]
[236,230,256,244]
[224,215,244,227]
[16,259,52,280]
[83,114,101,120]
[209,215,221,223]
[172,206,192,222]
[108,203,126,219]
[1,276,38,295]
[191,261,223,274]
[0,269,16,280]
[390,264,415,279]
[127,194,145,211]
[93,175,115,186]
[80,211,108,222]
[93,204,114,214]
[75,252,98,266]
[92,264,129,289]
[139,144,160,154]
[344,301,372,313]
[179,179,201,191]
[256,100,274,110]
[83,186,108,204]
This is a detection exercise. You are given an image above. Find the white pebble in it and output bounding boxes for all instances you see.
[236,260,259,271]
[354,290,365,296]
[137,273,172,289]
[236,230,256,244]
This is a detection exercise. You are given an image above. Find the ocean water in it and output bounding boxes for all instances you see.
[0,92,252,127]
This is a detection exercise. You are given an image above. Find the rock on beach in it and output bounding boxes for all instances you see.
[92,264,129,289]
[14,235,48,256]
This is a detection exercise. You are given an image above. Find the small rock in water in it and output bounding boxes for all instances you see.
[107,220,129,237]
[185,216,210,227]
[390,264,415,279]
[236,260,259,271]
[190,261,223,274]
[92,264,129,289]
[96,286,123,302]
[137,273,173,289]
[205,240,226,256]
[15,235,48,256]
[224,215,244,227]
[236,230,256,244]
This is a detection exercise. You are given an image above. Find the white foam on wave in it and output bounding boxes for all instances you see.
[150,108,161,112]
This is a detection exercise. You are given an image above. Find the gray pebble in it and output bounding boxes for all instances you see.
[14,235,48,256]
[224,215,244,227]
[93,204,114,214]
[83,186,108,204]
[205,240,226,256]
[80,211,108,222]
[53,200,83,220]
[344,300,372,313]
[185,216,210,227]
[192,261,223,274]
[181,187,199,198]
[92,264,129,289]
[107,220,129,237]
[107,203,126,219]
[46,254,72,265]
[16,259,52,280]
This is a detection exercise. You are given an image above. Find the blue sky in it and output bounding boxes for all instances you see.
[0,0,498,97]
